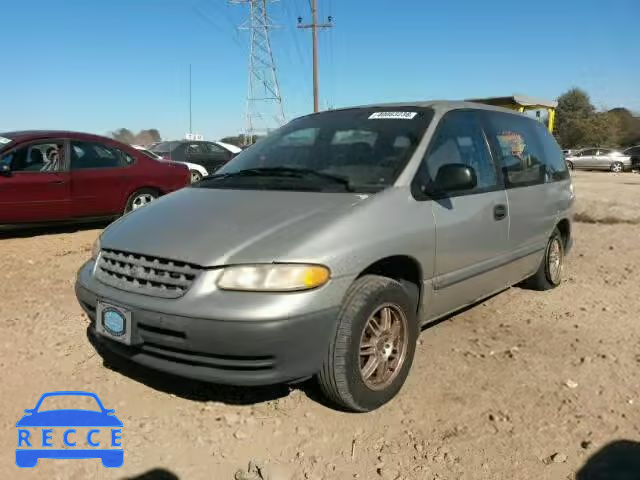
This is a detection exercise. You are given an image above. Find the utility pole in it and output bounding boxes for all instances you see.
[189,63,192,134]
[232,0,286,145]
[297,0,333,113]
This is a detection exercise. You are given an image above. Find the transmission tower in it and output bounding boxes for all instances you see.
[232,0,286,144]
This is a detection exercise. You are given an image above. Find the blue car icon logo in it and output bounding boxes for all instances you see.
[16,391,123,468]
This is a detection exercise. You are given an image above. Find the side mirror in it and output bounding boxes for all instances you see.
[432,163,477,192]
[0,163,11,176]
[24,409,33,414]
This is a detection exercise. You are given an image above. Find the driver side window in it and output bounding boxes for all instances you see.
[0,141,65,173]
[420,110,497,193]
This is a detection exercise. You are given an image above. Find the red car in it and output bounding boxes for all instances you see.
[0,131,190,225]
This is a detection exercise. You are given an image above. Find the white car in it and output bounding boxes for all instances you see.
[214,141,242,154]
[133,145,208,183]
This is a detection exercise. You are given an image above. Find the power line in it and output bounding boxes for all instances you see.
[297,0,333,113]
[282,0,311,101]
[192,0,243,49]
[232,0,286,144]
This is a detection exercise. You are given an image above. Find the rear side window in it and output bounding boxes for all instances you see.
[418,110,498,193]
[280,128,319,146]
[203,142,225,153]
[532,121,570,181]
[70,142,125,170]
[151,141,179,154]
[331,129,378,146]
[186,143,204,155]
[579,149,597,156]
[484,112,548,188]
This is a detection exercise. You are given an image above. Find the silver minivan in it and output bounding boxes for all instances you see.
[76,102,574,411]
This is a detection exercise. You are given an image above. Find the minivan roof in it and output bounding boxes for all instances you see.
[305,100,532,116]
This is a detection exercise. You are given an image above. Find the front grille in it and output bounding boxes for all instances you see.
[95,248,201,298]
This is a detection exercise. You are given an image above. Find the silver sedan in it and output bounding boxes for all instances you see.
[566,148,632,172]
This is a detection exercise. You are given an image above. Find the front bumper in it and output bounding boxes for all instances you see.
[76,262,344,386]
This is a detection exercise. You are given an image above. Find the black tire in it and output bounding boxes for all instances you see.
[190,170,203,183]
[317,275,419,412]
[567,160,574,171]
[522,228,565,291]
[124,188,159,214]
[610,162,624,173]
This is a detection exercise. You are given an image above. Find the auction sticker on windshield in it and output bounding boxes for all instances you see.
[368,112,417,120]
[0,136,12,144]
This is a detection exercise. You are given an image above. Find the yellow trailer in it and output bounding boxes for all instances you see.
[465,94,558,133]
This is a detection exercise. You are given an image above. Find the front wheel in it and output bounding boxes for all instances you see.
[522,228,565,291]
[567,160,574,170]
[317,275,418,412]
[611,162,624,173]
[190,170,203,183]
[124,188,159,214]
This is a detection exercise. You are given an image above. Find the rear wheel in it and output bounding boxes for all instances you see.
[317,275,418,412]
[567,160,574,170]
[124,188,158,214]
[611,162,624,173]
[523,228,565,291]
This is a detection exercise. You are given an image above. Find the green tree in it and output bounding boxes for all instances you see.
[555,88,594,148]
[220,135,244,146]
[607,108,640,146]
[555,88,624,148]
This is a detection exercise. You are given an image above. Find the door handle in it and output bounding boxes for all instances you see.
[49,180,66,185]
[494,204,507,220]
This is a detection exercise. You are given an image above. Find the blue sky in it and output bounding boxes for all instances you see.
[1,0,638,140]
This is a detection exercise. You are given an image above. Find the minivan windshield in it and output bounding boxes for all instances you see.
[194,108,433,193]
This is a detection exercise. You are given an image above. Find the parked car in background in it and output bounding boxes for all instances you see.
[149,140,238,176]
[565,148,632,172]
[214,141,242,155]
[133,145,208,183]
[0,131,189,226]
[76,101,573,412]
[623,145,640,171]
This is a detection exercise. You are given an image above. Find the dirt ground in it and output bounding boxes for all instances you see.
[1,171,639,480]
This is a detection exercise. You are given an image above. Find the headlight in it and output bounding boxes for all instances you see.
[91,237,101,261]
[217,264,330,292]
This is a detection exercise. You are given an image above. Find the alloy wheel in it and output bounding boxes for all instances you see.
[548,237,563,285]
[131,193,155,210]
[359,303,409,391]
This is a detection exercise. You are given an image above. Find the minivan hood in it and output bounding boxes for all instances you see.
[101,188,368,267]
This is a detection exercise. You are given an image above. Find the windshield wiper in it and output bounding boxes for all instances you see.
[202,167,354,191]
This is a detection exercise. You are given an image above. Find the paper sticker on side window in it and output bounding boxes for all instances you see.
[0,137,12,145]
[369,112,417,120]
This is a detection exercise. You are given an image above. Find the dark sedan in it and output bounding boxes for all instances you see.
[0,131,190,226]
[150,140,237,175]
